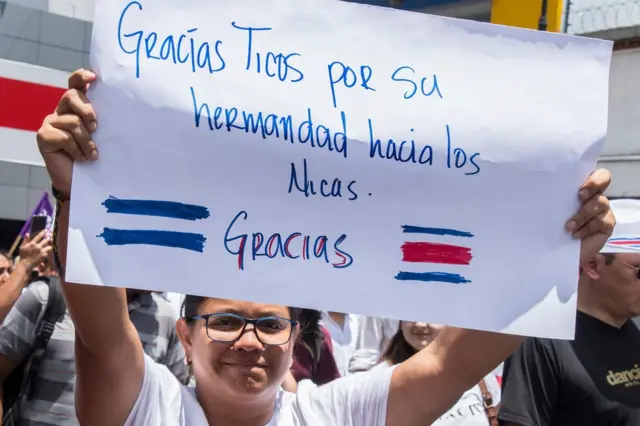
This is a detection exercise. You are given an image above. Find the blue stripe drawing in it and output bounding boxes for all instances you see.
[401,225,474,238]
[98,228,206,253]
[394,271,471,284]
[99,196,209,253]
[102,196,210,220]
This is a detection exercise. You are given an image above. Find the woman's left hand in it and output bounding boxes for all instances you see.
[565,168,616,265]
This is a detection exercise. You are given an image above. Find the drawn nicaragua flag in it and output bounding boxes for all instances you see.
[395,225,474,284]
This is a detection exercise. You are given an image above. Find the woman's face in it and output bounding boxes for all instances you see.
[400,321,443,351]
[177,298,298,401]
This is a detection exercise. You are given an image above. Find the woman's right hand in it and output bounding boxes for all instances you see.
[36,69,98,199]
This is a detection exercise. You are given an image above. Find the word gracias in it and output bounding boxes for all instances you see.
[224,210,353,270]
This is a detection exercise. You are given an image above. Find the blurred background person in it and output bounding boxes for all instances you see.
[321,311,361,376]
[350,315,399,373]
[284,309,340,392]
[0,232,52,322]
[0,285,189,425]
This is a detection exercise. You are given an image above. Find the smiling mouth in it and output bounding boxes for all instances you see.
[224,363,267,369]
[413,333,431,339]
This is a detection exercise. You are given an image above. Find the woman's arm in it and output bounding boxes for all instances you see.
[0,232,51,322]
[56,203,144,425]
[388,328,520,424]
[385,170,614,425]
[38,69,145,426]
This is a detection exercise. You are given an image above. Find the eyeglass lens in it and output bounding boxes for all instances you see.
[205,314,293,345]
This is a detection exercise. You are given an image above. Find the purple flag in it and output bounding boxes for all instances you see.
[19,191,54,237]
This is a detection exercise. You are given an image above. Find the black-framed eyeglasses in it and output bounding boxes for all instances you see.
[188,313,298,346]
[0,267,10,275]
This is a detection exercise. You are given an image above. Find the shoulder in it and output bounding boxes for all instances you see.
[125,353,206,426]
[371,361,392,371]
[510,337,560,362]
[25,279,51,304]
[280,364,395,425]
[5,280,49,323]
[505,337,563,378]
[0,280,50,362]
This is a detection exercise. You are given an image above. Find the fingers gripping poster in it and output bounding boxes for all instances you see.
[66,0,613,338]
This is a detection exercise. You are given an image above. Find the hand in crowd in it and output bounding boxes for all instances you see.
[18,231,52,272]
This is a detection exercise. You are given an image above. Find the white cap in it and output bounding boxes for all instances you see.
[600,199,640,254]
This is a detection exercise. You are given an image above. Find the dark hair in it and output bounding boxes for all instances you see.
[379,322,418,365]
[298,309,323,349]
[0,250,11,263]
[181,294,301,322]
[602,253,616,265]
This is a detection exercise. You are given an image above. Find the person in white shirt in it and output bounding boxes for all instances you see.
[37,68,615,426]
[164,292,186,317]
[349,316,399,373]
[377,322,501,426]
[320,311,360,376]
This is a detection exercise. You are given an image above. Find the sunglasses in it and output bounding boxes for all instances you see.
[0,267,10,275]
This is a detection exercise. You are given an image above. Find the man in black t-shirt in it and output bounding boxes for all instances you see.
[498,199,640,426]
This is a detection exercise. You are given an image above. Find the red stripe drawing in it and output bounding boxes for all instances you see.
[401,241,473,265]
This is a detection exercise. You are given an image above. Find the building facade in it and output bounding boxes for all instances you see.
[0,0,638,250]
[566,0,640,198]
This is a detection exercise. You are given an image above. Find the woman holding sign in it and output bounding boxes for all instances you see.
[37,69,615,426]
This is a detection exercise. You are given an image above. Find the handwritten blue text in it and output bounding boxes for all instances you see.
[118,1,226,78]
[288,159,358,200]
[191,87,348,158]
[224,210,353,270]
[231,23,304,83]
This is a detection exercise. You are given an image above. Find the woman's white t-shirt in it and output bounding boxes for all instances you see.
[433,374,501,426]
[372,362,501,426]
[125,354,394,426]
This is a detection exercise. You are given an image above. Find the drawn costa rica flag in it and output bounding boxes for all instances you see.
[395,225,474,284]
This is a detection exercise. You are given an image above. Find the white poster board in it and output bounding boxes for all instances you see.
[66,0,613,339]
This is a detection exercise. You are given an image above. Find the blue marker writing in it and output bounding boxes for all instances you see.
[223,210,353,270]
[231,22,304,83]
[117,0,225,78]
[391,66,443,100]
[327,61,376,108]
[191,87,348,158]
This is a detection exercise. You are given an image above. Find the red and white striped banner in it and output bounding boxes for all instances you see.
[0,58,67,166]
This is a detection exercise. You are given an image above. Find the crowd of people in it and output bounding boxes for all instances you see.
[0,68,637,425]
